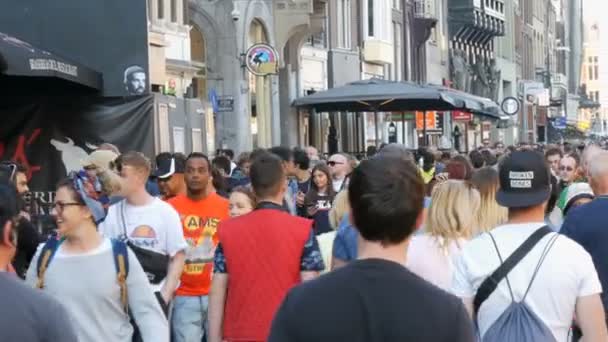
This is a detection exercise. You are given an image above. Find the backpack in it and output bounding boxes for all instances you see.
[473,226,559,342]
[36,233,130,312]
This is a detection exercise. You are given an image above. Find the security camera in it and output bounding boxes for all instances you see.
[231,8,240,22]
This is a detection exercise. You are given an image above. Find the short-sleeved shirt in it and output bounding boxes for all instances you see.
[451,222,602,341]
[561,197,608,309]
[168,193,230,296]
[100,197,188,291]
[269,259,474,342]
[213,202,324,273]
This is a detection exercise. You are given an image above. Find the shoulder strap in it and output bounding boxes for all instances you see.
[111,238,129,313]
[36,232,64,289]
[120,200,128,239]
[473,226,551,316]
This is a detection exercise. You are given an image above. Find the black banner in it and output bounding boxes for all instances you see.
[0,95,154,205]
[0,0,149,97]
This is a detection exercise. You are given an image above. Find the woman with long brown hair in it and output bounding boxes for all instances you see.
[305,163,337,235]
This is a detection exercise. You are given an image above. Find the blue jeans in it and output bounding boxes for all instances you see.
[171,295,209,342]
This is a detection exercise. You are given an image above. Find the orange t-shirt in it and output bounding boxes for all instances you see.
[168,193,230,296]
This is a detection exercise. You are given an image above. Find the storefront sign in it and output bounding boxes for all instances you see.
[245,43,279,76]
[414,111,444,134]
[452,111,472,122]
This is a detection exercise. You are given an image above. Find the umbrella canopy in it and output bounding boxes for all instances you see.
[0,32,102,90]
[293,78,503,120]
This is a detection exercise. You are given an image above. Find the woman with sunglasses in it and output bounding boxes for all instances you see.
[25,172,168,342]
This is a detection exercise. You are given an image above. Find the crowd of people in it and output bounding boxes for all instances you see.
[0,139,607,341]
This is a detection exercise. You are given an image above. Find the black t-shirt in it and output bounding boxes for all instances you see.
[12,217,41,278]
[0,273,77,341]
[304,192,334,235]
[269,258,475,342]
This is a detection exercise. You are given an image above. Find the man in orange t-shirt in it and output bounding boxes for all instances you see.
[168,153,229,342]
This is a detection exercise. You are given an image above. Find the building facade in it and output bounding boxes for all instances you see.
[579,0,607,135]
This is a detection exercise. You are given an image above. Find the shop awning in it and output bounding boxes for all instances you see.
[293,79,503,120]
[0,32,102,90]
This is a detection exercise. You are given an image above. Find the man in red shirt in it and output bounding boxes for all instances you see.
[168,153,229,342]
[208,152,325,342]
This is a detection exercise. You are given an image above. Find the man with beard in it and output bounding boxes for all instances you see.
[168,153,229,342]
[124,66,147,95]
[0,161,40,278]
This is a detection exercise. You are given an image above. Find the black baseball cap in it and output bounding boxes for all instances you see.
[153,155,186,178]
[496,150,551,208]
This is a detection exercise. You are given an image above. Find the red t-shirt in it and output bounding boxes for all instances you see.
[168,193,229,296]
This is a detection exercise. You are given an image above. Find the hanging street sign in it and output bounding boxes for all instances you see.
[245,43,279,76]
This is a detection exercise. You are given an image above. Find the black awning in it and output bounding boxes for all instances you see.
[0,32,102,91]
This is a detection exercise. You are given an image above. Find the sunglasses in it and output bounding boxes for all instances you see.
[559,166,574,172]
[327,161,344,167]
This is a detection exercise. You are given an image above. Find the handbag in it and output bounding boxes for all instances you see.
[120,201,169,284]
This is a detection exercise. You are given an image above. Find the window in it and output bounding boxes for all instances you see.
[368,0,375,37]
[157,0,164,19]
[337,0,352,48]
[393,22,403,80]
[588,56,599,81]
[192,129,203,152]
[147,0,152,21]
[171,0,177,22]
[365,0,389,40]
[183,0,188,25]
[595,65,599,80]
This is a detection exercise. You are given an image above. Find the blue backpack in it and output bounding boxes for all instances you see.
[36,233,130,312]
[474,226,559,342]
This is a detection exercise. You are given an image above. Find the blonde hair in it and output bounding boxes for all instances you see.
[329,190,350,229]
[471,167,508,234]
[426,180,480,250]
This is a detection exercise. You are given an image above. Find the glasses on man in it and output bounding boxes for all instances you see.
[559,166,574,172]
[327,161,344,167]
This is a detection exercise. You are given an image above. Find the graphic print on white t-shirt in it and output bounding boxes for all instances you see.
[129,225,159,249]
[100,198,188,257]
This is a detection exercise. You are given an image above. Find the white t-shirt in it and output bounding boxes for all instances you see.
[100,198,188,291]
[451,222,602,341]
[332,178,345,193]
[406,235,466,291]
